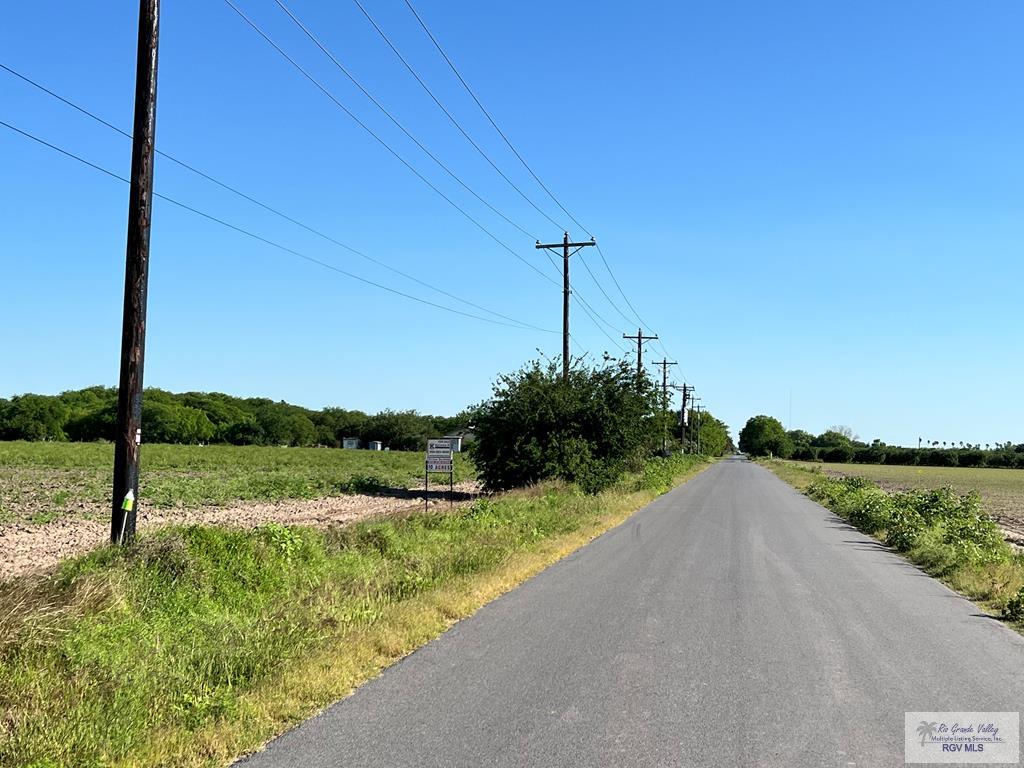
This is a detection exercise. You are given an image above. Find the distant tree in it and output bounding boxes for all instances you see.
[693,410,733,457]
[141,401,215,444]
[739,415,792,457]
[0,394,68,441]
[786,429,814,448]
[813,430,853,448]
[361,410,433,452]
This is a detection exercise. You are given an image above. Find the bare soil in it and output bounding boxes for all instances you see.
[0,481,480,581]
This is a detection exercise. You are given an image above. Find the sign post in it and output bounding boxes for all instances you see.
[425,439,455,509]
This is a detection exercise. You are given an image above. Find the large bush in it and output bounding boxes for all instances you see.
[738,415,792,457]
[470,358,660,493]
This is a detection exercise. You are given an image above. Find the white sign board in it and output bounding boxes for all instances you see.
[426,439,453,473]
[427,439,453,457]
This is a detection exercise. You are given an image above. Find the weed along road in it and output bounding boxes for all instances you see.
[238,458,1024,767]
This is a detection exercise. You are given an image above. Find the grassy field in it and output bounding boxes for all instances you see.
[0,442,476,525]
[772,460,1024,528]
[0,454,708,768]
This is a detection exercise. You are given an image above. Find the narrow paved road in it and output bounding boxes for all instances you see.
[239,458,1024,767]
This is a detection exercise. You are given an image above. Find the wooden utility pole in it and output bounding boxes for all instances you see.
[676,384,690,451]
[695,403,704,455]
[622,327,658,380]
[688,394,702,453]
[535,233,595,381]
[653,358,677,454]
[111,0,160,546]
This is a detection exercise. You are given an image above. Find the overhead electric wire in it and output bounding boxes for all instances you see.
[402,0,588,236]
[221,0,559,288]
[273,0,543,244]
[578,256,634,326]
[575,298,631,355]
[395,0,659,348]
[0,118,558,333]
[0,61,550,333]
[349,0,566,233]
[273,0,643,352]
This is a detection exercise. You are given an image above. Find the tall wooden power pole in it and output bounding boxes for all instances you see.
[535,233,595,381]
[111,0,160,545]
[623,327,658,380]
[674,383,690,452]
[693,401,704,455]
[688,393,701,453]
[653,358,677,453]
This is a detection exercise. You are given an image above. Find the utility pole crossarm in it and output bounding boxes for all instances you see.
[623,327,658,380]
[535,233,596,381]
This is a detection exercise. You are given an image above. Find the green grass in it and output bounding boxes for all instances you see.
[0,454,708,768]
[0,442,476,525]
[780,460,1024,524]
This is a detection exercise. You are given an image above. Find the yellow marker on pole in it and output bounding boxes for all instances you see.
[118,489,135,544]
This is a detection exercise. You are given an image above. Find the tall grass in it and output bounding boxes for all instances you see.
[0,454,707,767]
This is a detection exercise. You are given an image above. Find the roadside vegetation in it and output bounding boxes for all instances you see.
[0,454,709,768]
[763,460,1024,629]
[783,460,1024,529]
[0,443,475,526]
[469,357,731,494]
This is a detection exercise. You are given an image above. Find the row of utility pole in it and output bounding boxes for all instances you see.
[106,3,708,545]
[542,246,705,457]
[536,236,706,457]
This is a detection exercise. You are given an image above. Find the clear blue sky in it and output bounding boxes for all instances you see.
[1,1,1021,446]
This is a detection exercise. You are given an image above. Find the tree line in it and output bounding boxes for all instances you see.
[738,414,1024,468]
[0,386,467,451]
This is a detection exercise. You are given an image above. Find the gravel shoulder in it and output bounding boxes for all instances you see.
[0,482,480,581]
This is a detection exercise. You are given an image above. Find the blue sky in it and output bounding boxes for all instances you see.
[1,0,1021,446]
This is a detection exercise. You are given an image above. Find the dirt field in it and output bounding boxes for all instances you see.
[0,441,479,580]
[0,479,480,581]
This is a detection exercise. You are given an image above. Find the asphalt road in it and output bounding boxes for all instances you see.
[238,458,1024,767]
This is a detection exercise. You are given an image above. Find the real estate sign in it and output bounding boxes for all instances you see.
[426,439,453,473]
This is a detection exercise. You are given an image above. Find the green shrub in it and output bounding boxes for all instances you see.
[886,506,926,551]
[1005,587,1024,621]
[842,488,892,533]
[470,358,661,493]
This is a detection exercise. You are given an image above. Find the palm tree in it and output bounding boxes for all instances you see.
[917,721,938,747]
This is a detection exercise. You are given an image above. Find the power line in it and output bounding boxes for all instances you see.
[0,61,549,332]
[274,0,543,244]
[575,298,630,356]
[0,118,558,333]
[578,254,634,326]
[349,0,566,234]
[394,3,667,361]
[595,242,651,331]
[402,0,588,235]
[221,0,559,288]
